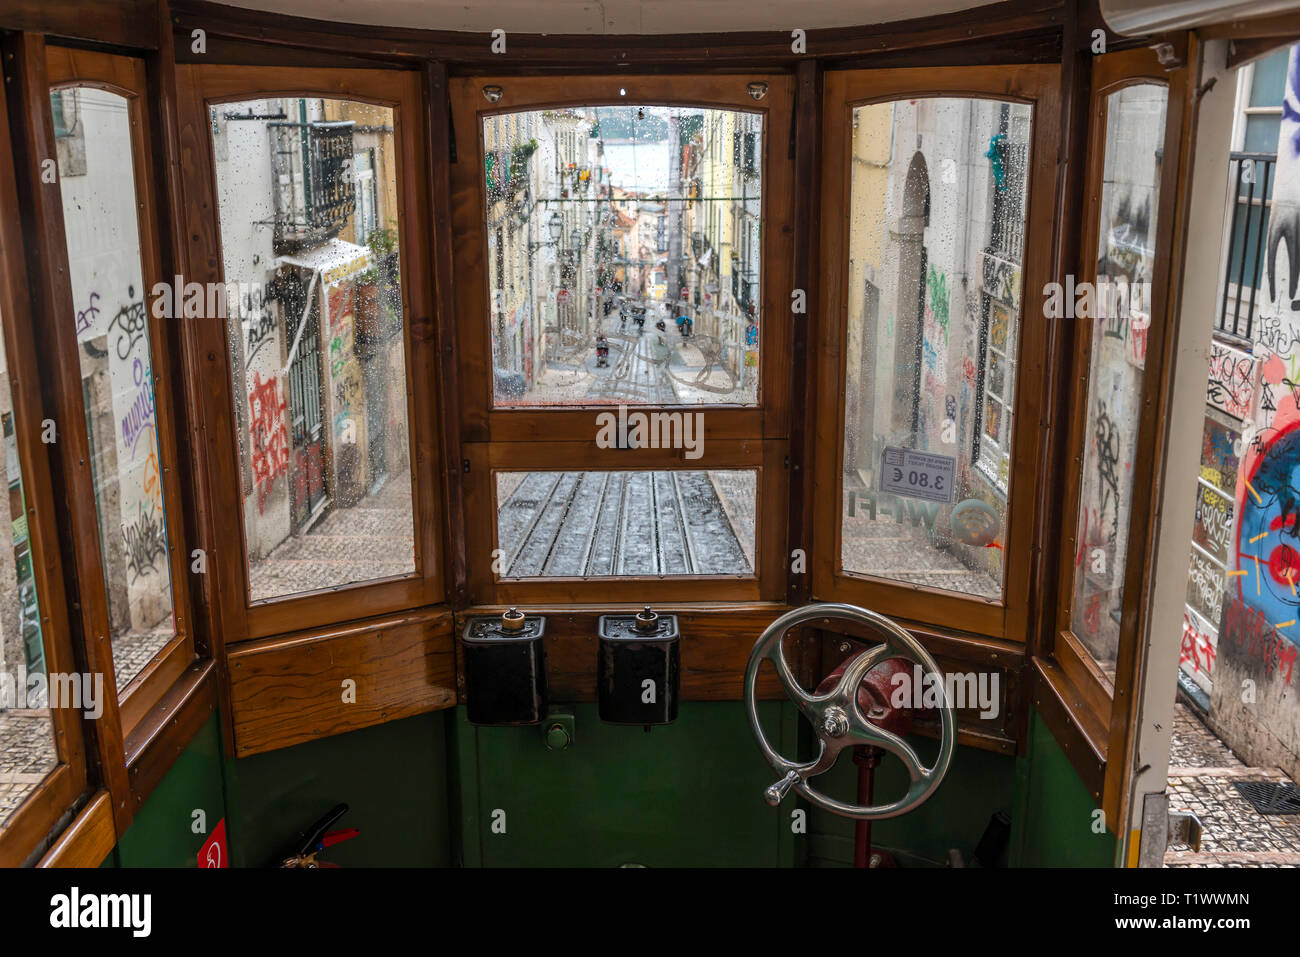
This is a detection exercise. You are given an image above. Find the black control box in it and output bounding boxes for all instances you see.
[597,607,680,725]
[461,610,547,725]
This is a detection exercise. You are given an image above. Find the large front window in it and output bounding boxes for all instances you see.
[482,105,763,409]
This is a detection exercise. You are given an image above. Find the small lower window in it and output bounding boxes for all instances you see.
[494,469,755,578]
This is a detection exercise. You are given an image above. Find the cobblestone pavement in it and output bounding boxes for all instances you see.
[1165,702,1300,867]
[502,314,752,407]
[248,475,416,601]
[112,622,174,693]
[840,487,1001,598]
[0,710,57,824]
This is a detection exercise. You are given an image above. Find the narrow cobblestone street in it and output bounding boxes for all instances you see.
[1165,702,1300,867]
[248,475,416,601]
[0,711,57,823]
[839,485,1002,598]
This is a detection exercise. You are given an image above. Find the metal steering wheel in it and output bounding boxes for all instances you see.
[744,603,956,820]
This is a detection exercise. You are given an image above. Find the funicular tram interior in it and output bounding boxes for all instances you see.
[0,0,1299,876]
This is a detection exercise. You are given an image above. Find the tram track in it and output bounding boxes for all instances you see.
[498,469,750,578]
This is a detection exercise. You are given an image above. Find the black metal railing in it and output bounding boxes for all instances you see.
[1217,151,1277,341]
[988,140,1028,264]
[268,120,357,252]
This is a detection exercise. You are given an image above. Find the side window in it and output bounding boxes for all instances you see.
[0,305,58,828]
[208,97,416,603]
[840,96,1032,601]
[1068,83,1169,676]
[53,84,180,696]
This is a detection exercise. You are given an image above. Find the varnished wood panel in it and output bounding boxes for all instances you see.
[457,604,791,702]
[124,660,216,808]
[0,0,157,50]
[816,627,1023,753]
[228,608,456,756]
[1032,657,1107,804]
[2,31,132,837]
[168,0,1062,67]
[0,31,93,864]
[38,792,116,869]
[453,603,1028,726]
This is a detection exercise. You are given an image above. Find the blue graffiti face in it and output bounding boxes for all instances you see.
[1238,424,1300,638]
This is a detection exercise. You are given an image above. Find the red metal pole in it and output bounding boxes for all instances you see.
[852,746,881,868]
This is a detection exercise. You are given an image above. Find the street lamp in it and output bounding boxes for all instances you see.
[529,211,564,251]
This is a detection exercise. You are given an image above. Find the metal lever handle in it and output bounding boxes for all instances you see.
[764,770,801,807]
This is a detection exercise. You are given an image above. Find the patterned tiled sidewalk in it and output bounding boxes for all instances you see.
[0,710,57,823]
[1165,702,1300,867]
[112,622,174,693]
[248,475,416,602]
[840,488,1001,598]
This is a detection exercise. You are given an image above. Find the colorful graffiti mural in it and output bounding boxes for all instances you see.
[1225,48,1300,702]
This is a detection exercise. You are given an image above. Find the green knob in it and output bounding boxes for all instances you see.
[545,723,570,751]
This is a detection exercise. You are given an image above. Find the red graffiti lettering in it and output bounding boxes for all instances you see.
[1180,614,1216,675]
[1083,593,1101,634]
[1224,599,1298,686]
[249,372,289,515]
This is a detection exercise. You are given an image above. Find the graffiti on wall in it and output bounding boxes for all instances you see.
[248,371,289,514]
[107,289,149,363]
[327,282,363,441]
[1181,609,1218,678]
[122,502,167,584]
[1094,398,1122,546]
[1221,49,1300,708]
[1223,598,1299,687]
[1200,417,1241,490]
[1207,341,1258,420]
[1188,547,1227,625]
[1193,481,1234,564]
[120,357,156,459]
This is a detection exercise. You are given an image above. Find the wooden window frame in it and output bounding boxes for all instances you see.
[0,48,94,864]
[448,74,796,605]
[1043,45,1192,822]
[44,46,199,740]
[811,64,1062,644]
[173,63,444,642]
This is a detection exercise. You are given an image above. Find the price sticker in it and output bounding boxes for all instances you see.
[879,446,956,504]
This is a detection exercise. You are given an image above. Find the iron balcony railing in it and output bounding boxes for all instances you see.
[268,120,357,253]
[988,140,1028,264]
[1218,151,1277,342]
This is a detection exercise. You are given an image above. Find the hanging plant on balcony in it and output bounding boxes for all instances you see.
[366,223,399,285]
[354,265,382,338]
[508,139,538,192]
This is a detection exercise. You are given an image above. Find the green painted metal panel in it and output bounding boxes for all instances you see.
[115,715,226,868]
[458,701,796,867]
[805,733,1017,866]
[1009,710,1116,867]
[224,711,453,867]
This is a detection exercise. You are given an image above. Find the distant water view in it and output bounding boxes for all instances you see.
[602,140,670,192]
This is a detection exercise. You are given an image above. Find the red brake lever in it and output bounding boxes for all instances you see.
[320,827,360,849]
